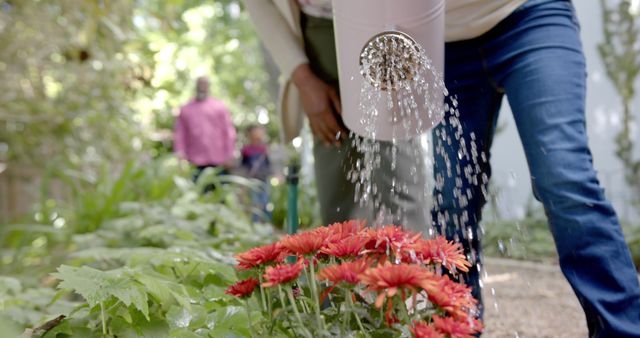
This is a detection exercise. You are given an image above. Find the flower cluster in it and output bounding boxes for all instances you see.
[226,220,482,337]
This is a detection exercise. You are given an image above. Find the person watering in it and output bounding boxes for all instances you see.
[244,0,640,336]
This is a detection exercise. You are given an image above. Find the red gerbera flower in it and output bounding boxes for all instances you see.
[317,258,370,285]
[320,235,368,258]
[324,220,366,243]
[409,237,471,273]
[411,321,445,338]
[235,242,285,270]
[424,275,477,319]
[279,231,325,256]
[225,277,259,298]
[432,315,482,338]
[262,261,304,287]
[316,258,370,304]
[364,225,422,257]
[359,263,437,308]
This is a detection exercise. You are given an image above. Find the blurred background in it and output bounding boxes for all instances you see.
[0,0,638,336]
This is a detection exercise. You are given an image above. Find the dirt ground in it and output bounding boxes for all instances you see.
[482,258,588,338]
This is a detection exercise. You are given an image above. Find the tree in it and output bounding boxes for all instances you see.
[0,0,142,170]
[131,0,276,154]
[598,0,640,208]
[0,0,277,219]
[0,0,276,176]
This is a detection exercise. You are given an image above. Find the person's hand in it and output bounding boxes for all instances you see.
[222,158,236,170]
[292,64,347,146]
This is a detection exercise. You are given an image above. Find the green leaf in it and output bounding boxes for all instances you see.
[0,316,21,338]
[167,306,192,329]
[207,327,250,338]
[111,282,149,320]
[117,305,134,324]
[210,306,249,332]
[52,265,115,306]
[0,276,22,296]
[187,305,208,330]
[135,272,175,307]
[131,312,170,338]
[169,328,204,338]
[52,265,149,319]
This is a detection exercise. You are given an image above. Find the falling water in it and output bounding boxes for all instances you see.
[347,31,490,240]
[346,31,492,317]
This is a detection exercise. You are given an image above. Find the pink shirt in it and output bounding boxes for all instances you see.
[174,98,236,166]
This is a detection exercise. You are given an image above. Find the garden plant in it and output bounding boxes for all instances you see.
[227,220,483,338]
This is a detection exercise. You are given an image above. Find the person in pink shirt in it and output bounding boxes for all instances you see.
[174,76,237,186]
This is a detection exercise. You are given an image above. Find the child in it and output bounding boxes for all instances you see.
[241,124,272,222]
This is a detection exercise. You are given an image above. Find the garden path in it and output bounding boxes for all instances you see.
[483,258,588,338]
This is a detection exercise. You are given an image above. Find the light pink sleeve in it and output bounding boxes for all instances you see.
[243,0,309,79]
[173,110,187,159]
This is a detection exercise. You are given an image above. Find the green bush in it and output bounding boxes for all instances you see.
[0,158,278,337]
[482,209,640,271]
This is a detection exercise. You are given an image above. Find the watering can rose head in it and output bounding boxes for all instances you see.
[334,0,446,141]
[227,220,482,337]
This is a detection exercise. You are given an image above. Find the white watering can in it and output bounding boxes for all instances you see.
[333,0,445,141]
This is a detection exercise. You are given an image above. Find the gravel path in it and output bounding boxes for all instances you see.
[482,258,588,338]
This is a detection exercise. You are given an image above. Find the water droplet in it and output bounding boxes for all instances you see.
[498,240,506,254]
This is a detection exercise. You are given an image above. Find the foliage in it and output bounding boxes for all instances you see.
[598,0,640,208]
[0,157,279,337]
[0,0,142,170]
[482,214,557,262]
[131,0,278,153]
[622,225,640,269]
[270,176,322,231]
[0,0,277,202]
[482,202,640,271]
[227,221,482,338]
[0,314,21,338]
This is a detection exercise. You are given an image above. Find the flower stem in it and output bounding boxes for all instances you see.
[282,285,312,338]
[244,299,255,338]
[398,294,411,323]
[308,262,324,331]
[258,274,267,312]
[342,289,351,333]
[346,289,368,337]
[296,286,310,314]
[100,302,107,336]
[277,285,293,331]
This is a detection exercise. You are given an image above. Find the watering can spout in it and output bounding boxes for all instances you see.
[359,30,422,92]
[333,0,445,141]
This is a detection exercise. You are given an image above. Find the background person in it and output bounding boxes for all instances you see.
[174,76,237,189]
[241,124,273,222]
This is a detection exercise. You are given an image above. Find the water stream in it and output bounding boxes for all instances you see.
[346,32,497,313]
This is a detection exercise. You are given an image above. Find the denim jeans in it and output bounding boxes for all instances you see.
[433,0,640,336]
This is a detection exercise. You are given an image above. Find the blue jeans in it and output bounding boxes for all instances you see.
[432,0,640,336]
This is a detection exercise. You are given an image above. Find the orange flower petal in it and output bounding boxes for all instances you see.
[262,261,304,287]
